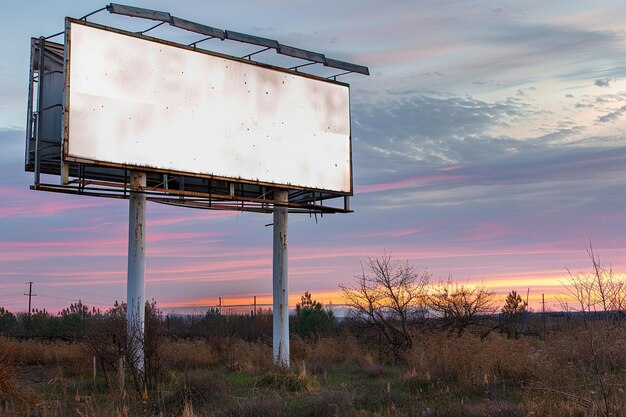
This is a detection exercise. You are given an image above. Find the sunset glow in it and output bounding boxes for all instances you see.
[1,1,625,316]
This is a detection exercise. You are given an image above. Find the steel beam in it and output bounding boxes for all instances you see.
[272,190,289,367]
[127,171,147,374]
[34,37,45,186]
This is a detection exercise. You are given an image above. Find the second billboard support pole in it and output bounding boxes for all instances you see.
[272,190,289,367]
[127,171,147,375]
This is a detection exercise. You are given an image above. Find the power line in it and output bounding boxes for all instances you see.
[541,293,547,336]
[37,294,105,306]
[37,283,115,301]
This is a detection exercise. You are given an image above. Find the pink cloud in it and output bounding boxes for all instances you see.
[45,222,124,233]
[0,206,25,217]
[149,231,223,243]
[149,257,270,276]
[352,227,422,239]
[0,231,224,263]
[0,192,114,218]
[356,174,471,193]
[591,212,625,221]
[0,239,126,250]
[0,232,219,250]
[146,268,271,284]
[287,243,626,268]
[437,165,464,172]
[149,210,237,226]
[0,187,24,197]
[463,222,516,242]
[31,269,125,279]
[34,200,111,215]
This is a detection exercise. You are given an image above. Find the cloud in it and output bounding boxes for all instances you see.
[454,21,626,86]
[352,93,531,175]
[594,78,612,87]
[437,165,464,172]
[350,92,626,216]
[350,89,626,215]
[356,174,472,194]
[0,127,24,164]
[370,144,626,214]
[596,105,626,124]
[350,228,422,239]
[483,22,617,48]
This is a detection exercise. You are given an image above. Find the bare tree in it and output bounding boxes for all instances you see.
[428,279,498,337]
[560,244,626,315]
[340,253,430,356]
[556,244,626,416]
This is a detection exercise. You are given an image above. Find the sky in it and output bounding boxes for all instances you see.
[1,0,626,314]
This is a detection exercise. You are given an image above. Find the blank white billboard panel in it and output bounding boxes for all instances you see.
[66,21,351,193]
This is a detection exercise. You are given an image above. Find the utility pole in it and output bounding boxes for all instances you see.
[541,293,546,336]
[24,281,37,333]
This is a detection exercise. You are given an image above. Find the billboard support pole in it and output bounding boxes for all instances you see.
[34,37,45,187]
[272,189,289,367]
[127,171,147,375]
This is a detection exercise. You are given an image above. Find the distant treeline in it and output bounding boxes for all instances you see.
[1,296,621,342]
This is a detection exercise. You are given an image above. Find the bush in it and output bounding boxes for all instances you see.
[85,300,164,392]
[294,292,335,339]
[428,280,499,337]
[0,308,17,335]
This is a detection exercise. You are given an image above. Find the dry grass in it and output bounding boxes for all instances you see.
[4,338,90,375]
[291,333,378,369]
[406,333,539,387]
[161,337,274,373]
[210,336,274,372]
[162,340,218,370]
[0,338,19,399]
[6,325,626,417]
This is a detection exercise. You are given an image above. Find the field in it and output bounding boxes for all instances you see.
[1,317,626,417]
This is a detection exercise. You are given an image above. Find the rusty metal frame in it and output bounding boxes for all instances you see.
[104,3,369,77]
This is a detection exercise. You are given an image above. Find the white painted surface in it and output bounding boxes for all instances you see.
[272,190,289,367]
[66,22,351,193]
[127,171,146,373]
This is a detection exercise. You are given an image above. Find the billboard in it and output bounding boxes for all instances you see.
[65,19,352,194]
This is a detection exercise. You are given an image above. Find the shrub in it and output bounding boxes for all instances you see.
[0,308,17,335]
[294,292,336,339]
[85,300,165,392]
[428,280,499,337]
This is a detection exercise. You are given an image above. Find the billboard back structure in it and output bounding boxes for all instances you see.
[26,9,369,214]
